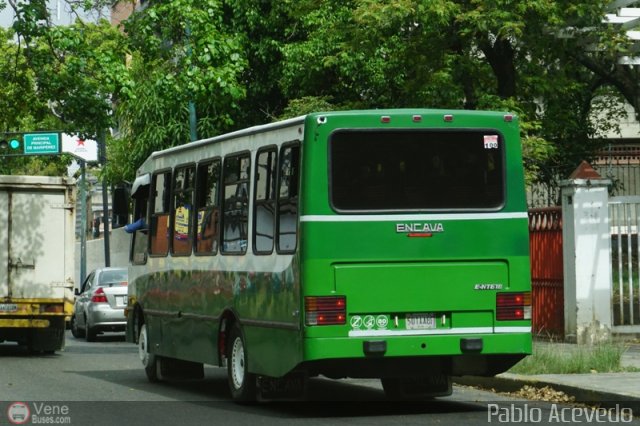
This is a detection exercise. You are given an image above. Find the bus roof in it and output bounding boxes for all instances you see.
[136,115,307,175]
[134,108,516,176]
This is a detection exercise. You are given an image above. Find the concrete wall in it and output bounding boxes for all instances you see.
[74,228,130,290]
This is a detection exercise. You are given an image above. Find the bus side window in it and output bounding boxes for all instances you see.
[150,170,171,256]
[195,159,221,254]
[172,165,195,256]
[222,153,250,254]
[277,144,300,253]
[253,147,277,254]
[131,184,150,264]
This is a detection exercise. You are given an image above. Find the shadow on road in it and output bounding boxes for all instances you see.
[66,366,486,418]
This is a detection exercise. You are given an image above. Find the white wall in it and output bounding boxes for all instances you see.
[561,178,613,343]
[74,227,130,289]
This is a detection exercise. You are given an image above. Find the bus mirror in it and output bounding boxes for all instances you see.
[112,182,130,229]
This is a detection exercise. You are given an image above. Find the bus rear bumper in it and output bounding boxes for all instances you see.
[302,332,531,378]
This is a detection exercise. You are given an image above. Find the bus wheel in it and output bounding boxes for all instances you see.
[381,375,452,400]
[138,323,159,382]
[227,323,256,402]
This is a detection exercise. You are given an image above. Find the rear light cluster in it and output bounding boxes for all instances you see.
[496,292,531,321]
[91,287,108,303]
[305,296,346,325]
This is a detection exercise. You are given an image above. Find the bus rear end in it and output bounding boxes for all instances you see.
[299,110,531,398]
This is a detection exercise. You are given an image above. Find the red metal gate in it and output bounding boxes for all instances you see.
[528,207,564,339]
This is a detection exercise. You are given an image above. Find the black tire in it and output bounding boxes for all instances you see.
[85,323,97,342]
[227,323,256,402]
[138,323,159,382]
[27,318,65,353]
[71,315,85,338]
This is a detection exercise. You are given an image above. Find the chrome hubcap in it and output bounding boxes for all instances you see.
[231,337,245,389]
[138,325,149,367]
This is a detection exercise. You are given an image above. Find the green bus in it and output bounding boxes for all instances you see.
[122,109,531,401]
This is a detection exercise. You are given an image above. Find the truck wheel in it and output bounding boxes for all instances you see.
[71,315,85,338]
[28,318,65,353]
[227,323,256,402]
[138,323,159,382]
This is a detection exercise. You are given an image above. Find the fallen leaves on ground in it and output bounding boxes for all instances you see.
[503,385,576,403]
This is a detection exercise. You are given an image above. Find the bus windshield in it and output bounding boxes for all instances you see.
[330,129,504,211]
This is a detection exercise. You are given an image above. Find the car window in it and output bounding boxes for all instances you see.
[81,272,95,294]
[99,270,128,285]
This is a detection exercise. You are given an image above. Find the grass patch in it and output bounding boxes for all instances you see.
[509,341,637,374]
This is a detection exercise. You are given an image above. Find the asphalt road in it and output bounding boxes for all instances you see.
[0,331,638,426]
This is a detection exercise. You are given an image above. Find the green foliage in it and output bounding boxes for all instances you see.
[277,0,636,185]
[0,0,637,188]
[107,0,247,182]
[278,96,337,120]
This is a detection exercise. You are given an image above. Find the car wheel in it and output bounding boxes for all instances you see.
[138,323,159,382]
[85,316,97,342]
[70,315,85,338]
[227,322,256,402]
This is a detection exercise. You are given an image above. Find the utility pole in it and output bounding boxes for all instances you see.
[79,160,87,283]
[99,129,110,267]
[186,24,198,142]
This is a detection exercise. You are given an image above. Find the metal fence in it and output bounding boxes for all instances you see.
[528,207,564,339]
[527,145,640,209]
[609,196,640,332]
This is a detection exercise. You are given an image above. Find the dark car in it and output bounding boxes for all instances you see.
[71,267,128,341]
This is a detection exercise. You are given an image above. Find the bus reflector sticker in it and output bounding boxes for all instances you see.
[305,296,346,326]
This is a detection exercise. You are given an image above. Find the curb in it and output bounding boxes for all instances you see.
[453,375,640,415]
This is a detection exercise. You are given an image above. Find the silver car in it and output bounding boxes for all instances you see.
[71,267,128,341]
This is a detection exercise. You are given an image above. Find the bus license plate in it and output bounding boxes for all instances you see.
[406,313,436,330]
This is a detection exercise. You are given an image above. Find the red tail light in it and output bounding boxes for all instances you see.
[496,292,531,320]
[305,296,346,325]
[91,287,108,303]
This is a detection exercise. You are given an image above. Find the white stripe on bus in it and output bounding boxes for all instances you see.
[301,213,528,223]
[494,326,532,333]
[348,326,531,337]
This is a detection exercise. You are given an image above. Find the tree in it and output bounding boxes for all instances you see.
[277,0,632,184]
[1,0,130,176]
[104,0,248,182]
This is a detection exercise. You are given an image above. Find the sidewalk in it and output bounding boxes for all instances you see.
[453,343,640,415]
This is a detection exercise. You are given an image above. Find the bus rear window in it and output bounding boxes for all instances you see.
[330,130,504,211]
